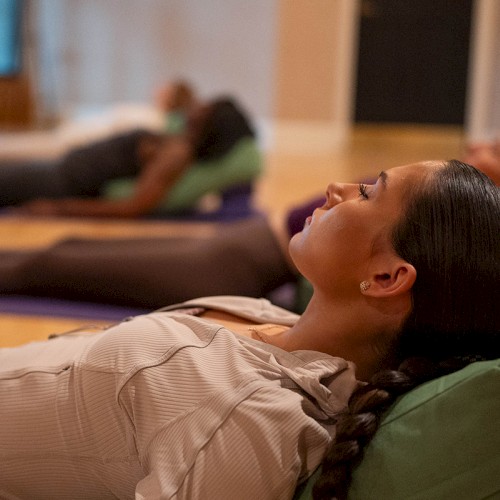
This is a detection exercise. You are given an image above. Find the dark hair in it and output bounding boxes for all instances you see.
[394,160,500,360]
[192,98,255,161]
[313,160,500,499]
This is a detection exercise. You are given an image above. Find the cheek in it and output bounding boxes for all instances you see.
[289,214,352,275]
[289,209,373,284]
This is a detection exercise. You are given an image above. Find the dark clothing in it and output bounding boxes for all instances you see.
[0,129,153,205]
[0,217,295,309]
[0,159,70,206]
[57,129,153,197]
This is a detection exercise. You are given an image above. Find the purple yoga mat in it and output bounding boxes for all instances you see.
[0,295,149,321]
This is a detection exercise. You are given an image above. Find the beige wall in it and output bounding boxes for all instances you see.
[274,0,340,122]
[31,0,360,152]
[25,0,500,149]
[33,0,278,134]
[272,0,358,151]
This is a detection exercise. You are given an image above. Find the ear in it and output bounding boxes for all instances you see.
[362,259,416,298]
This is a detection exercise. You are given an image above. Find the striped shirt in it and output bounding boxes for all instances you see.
[0,296,357,499]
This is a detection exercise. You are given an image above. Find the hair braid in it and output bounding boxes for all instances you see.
[312,356,476,500]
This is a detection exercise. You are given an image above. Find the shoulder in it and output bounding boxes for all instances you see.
[158,295,300,325]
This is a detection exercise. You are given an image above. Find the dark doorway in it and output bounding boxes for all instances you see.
[354,0,473,124]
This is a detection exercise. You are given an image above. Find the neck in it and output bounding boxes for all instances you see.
[270,292,398,381]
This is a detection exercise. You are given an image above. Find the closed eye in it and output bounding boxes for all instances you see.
[358,183,369,199]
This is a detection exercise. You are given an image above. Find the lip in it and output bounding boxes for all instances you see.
[304,215,312,227]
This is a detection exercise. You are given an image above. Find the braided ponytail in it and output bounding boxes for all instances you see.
[312,356,478,500]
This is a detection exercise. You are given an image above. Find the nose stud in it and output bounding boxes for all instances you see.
[360,281,371,292]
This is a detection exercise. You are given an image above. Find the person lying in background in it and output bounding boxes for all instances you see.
[0,81,262,217]
[0,216,296,309]
[0,159,498,499]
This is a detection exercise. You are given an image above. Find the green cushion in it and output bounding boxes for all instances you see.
[104,137,262,213]
[296,359,500,500]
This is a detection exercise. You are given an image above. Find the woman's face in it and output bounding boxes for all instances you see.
[289,162,441,296]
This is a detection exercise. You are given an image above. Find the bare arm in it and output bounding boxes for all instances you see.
[20,137,193,218]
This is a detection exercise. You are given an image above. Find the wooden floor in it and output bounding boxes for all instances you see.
[0,124,465,347]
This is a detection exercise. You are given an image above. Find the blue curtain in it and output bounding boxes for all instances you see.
[0,0,22,76]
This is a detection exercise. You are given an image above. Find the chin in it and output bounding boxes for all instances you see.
[288,231,303,258]
[288,233,312,277]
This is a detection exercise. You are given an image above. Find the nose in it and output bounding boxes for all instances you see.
[323,182,357,209]
[322,183,341,209]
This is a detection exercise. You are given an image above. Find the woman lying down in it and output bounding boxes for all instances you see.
[0,160,498,500]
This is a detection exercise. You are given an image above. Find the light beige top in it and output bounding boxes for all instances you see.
[0,296,358,500]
